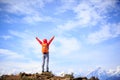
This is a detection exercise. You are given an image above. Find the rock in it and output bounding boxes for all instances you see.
[73,77,87,80]
[0,72,99,80]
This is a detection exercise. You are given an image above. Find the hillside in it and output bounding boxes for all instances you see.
[0,72,99,80]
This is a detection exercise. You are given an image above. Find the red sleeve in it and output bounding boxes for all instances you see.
[48,36,55,45]
[36,37,42,45]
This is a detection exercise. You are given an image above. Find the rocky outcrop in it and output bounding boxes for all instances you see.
[0,72,99,80]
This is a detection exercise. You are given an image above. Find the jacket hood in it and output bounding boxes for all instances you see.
[43,39,47,43]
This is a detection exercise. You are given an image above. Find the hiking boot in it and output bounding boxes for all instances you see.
[47,67,49,72]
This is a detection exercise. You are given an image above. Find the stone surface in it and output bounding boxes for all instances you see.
[0,72,99,80]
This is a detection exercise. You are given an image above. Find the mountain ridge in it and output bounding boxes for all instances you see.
[87,67,120,80]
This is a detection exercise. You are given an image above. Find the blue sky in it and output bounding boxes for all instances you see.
[0,0,120,75]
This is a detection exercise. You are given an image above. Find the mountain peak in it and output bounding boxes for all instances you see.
[87,67,120,80]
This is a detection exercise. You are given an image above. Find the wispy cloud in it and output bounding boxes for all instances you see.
[0,35,12,40]
[9,30,31,39]
[87,23,120,44]
[0,48,24,60]
[0,0,54,24]
[0,61,41,75]
[8,30,42,58]
[55,0,78,14]
[56,0,119,33]
[55,0,120,45]
[54,36,81,55]
[73,1,103,26]
[0,0,45,14]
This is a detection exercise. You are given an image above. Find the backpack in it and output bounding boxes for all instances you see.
[42,43,49,53]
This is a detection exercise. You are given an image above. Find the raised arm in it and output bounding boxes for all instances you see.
[48,36,55,45]
[36,37,42,45]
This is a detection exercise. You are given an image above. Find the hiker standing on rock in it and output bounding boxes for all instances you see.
[36,36,55,72]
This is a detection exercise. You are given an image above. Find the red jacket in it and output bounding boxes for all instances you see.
[36,36,54,53]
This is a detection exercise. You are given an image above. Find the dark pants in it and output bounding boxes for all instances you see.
[42,53,49,72]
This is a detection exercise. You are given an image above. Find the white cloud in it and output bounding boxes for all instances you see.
[9,30,29,39]
[0,31,43,74]
[1,0,119,24]
[0,61,41,75]
[56,1,102,32]
[90,0,118,14]
[0,0,54,23]
[0,35,12,40]
[0,31,46,75]
[56,0,119,33]
[55,0,77,14]
[54,36,81,55]
[22,15,43,23]
[22,14,55,24]
[87,23,120,44]
[21,38,42,58]
[0,0,45,15]
[0,48,24,59]
[58,20,80,31]
[73,1,102,26]
[3,15,19,23]
[8,30,42,58]
[73,0,118,26]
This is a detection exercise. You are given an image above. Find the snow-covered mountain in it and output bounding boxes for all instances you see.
[87,66,120,80]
